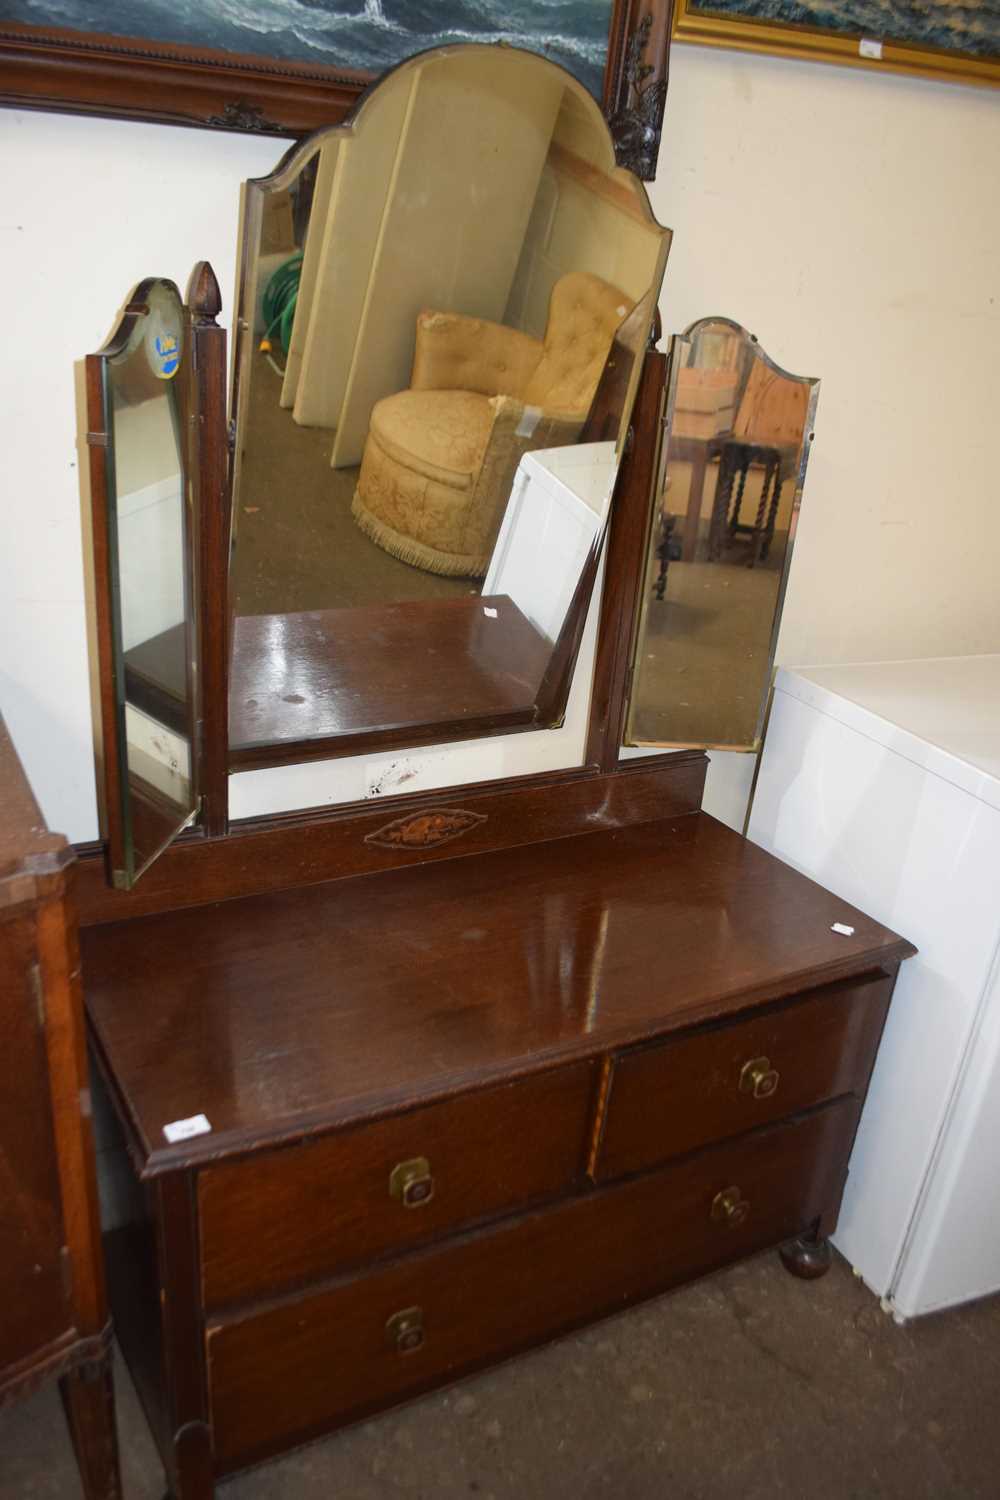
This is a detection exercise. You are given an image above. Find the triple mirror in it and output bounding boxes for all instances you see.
[85,43,671,886]
[626,319,819,752]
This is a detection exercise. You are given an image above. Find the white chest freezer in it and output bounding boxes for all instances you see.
[748,656,1000,1320]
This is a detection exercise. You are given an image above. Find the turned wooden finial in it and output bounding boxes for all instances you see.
[187,260,222,323]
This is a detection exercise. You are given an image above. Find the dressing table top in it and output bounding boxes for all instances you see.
[82,812,913,1179]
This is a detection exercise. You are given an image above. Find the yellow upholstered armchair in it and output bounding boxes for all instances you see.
[352,271,633,577]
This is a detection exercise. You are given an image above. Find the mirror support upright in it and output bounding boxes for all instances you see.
[186,261,231,838]
[586,346,669,770]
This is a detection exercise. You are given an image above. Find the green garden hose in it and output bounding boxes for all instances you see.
[259,253,303,372]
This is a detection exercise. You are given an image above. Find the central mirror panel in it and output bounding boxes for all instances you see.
[229,44,670,769]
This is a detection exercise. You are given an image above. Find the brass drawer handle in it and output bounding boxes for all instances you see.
[739,1055,780,1100]
[711,1186,750,1228]
[386,1306,425,1355]
[389,1156,435,1208]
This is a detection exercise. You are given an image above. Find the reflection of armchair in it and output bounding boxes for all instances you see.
[352,272,632,577]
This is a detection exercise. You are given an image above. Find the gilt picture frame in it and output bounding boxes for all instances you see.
[0,1,675,177]
[673,0,1000,88]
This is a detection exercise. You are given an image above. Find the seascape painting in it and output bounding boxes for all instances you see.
[687,0,1000,60]
[1,0,615,96]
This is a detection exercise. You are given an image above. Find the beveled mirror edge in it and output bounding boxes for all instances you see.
[622,317,821,754]
[84,347,129,884]
[240,39,670,202]
[84,278,201,888]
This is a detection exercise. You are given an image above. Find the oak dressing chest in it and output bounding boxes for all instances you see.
[75,771,913,1498]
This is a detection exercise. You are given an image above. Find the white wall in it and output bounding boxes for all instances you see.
[0,110,278,842]
[649,47,1000,825]
[2,46,999,841]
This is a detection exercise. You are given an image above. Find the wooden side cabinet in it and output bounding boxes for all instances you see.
[0,716,121,1499]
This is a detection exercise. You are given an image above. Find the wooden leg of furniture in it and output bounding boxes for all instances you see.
[709,451,735,561]
[747,461,769,568]
[168,1422,215,1500]
[779,1231,833,1280]
[59,1347,122,1500]
[761,465,784,563]
[730,456,752,556]
[155,1175,215,1500]
[654,513,675,600]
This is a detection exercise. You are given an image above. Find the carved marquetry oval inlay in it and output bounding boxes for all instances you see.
[365,809,487,851]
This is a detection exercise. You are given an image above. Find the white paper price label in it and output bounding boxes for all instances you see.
[859,38,883,59]
[163,1113,212,1143]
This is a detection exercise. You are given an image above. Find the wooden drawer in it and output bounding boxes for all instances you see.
[199,1061,594,1309]
[207,1097,857,1472]
[594,971,891,1183]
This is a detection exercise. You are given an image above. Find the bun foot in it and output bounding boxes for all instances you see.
[779,1234,832,1280]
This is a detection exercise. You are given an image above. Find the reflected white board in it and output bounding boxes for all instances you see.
[485,441,615,644]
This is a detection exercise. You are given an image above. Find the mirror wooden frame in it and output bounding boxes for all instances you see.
[0,0,675,179]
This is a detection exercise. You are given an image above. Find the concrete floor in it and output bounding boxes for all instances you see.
[3,1251,999,1500]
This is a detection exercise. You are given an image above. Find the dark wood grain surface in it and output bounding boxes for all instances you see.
[206,1099,856,1473]
[0,721,76,1391]
[199,1061,595,1310]
[75,758,707,928]
[0,716,66,887]
[0,716,120,1496]
[152,1173,214,1497]
[586,349,667,769]
[228,595,551,767]
[82,813,913,1178]
[0,912,70,1379]
[595,970,892,1180]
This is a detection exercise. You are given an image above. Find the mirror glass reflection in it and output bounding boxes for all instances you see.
[103,279,197,884]
[228,44,670,764]
[626,319,818,751]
